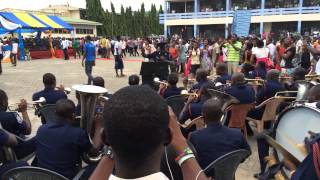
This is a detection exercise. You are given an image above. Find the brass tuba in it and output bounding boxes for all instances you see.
[72,85,108,162]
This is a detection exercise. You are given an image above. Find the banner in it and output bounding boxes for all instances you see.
[0,16,21,31]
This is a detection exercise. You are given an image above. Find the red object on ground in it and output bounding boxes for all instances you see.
[55,49,74,59]
[28,50,52,59]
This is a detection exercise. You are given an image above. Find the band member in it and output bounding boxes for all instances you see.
[128,74,140,86]
[308,85,320,109]
[159,73,183,99]
[35,99,103,179]
[179,82,215,125]
[246,70,286,178]
[190,68,209,92]
[32,73,67,104]
[93,76,112,99]
[0,129,29,177]
[114,36,124,77]
[215,63,231,84]
[82,35,96,85]
[0,89,35,159]
[225,72,255,104]
[189,98,251,169]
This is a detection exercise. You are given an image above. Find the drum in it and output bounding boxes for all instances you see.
[274,105,320,163]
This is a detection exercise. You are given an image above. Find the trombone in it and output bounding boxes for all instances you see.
[153,77,168,86]
[245,78,265,86]
[274,91,298,100]
[8,97,46,111]
[181,90,199,98]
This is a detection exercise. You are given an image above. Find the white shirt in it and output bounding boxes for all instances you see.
[61,40,69,49]
[316,60,320,75]
[109,172,169,180]
[252,47,269,59]
[296,39,303,54]
[267,43,276,59]
[11,43,18,54]
[114,41,122,56]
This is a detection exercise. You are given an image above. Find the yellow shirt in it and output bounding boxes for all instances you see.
[191,49,200,65]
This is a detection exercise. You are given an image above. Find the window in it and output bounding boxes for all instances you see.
[200,0,226,12]
[303,0,320,7]
[231,0,260,10]
[265,0,299,8]
[76,28,94,34]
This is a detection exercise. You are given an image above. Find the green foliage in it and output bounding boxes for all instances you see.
[85,0,163,37]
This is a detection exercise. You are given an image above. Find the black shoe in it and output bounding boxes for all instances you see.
[253,172,263,179]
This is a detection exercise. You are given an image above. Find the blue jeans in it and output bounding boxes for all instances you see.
[85,61,94,85]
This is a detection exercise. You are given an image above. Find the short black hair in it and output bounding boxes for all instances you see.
[0,89,8,111]
[167,73,179,86]
[293,68,306,81]
[267,69,280,81]
[128,75,140,86]
[43,73,56,87]
[103,86,169,164]
[216,64,228,75]
[309,85,320,102]
[196,68,208,82]
[93,77,105,88]
[257,39,264,48]
[116,36,121,41]
[202,98,223,124]
[86,35,92,42]
[55,99,75,119]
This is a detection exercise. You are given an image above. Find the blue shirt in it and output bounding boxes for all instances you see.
[35,118,91,179]
[163,86,183,99]
[84,42,96,61]
[216,73,231,84]
[256,80,285,104]
[190,80,209,92]
[225,84,255,104]
[32,87,67,105]
[180,100,206,124]
[2,44,12,51]
[190,123,251,169]
[0,111,27,136]
[0,129,9,146]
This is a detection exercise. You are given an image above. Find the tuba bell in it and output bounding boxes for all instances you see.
[72,85,108,162]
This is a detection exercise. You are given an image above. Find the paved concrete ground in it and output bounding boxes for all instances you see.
[0,57,259,180]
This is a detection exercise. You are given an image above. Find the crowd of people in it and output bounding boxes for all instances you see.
[0,31,320,180]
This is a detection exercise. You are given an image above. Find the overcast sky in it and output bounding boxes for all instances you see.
[0,0,164,12]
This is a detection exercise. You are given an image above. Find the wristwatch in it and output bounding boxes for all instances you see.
[102,146,114,159]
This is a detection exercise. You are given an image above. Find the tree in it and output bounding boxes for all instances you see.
[85,0,106,35]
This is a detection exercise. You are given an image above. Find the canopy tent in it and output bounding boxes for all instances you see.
[0,12,73,60]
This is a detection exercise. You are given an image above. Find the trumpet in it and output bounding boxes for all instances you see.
[55,86,72,94]
[245,78,265,86]
[153,77,168,86]
[181,90,199,98]
[8,97,46,111]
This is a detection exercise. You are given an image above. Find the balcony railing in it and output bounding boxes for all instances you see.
[159,6,320,24]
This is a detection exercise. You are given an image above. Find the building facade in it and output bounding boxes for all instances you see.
[160,0,320,38]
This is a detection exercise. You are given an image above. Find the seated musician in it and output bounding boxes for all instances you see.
[246,70,286,178]
[284,67,306,91]
[308,84,320,109]
[179,82,215,125]
[0,129,29,177]
[160,73,183,99]
[225,72,255,104]
[93,76,112,99]
[89,86,206,180]
[241,63,255,79]
[35,99,103,179]
[189,98,251,169]
[215,63,231,84]
[248,61,267,80]
[190,68,209,92]
[128,74,140,86]
[0,89,35,159]
[32,73,67,104]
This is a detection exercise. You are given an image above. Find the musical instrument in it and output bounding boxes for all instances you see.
[72,85,108,162]
[8,97,46,111]
[207,89,239,111]
[305,73,320,81]
[181,90,199,98]
[153,77,168,86]
[245,78,265,86]
[269,105,320,178]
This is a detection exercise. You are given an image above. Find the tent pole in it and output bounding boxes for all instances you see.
[18,29,25,61]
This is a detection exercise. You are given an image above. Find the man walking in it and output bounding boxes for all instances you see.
[223,34,242,74]
[82,36,96,85]
[0,39,3,74]
[11,39,18,66]
[61,38,69,60]
[114,36,124,77]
